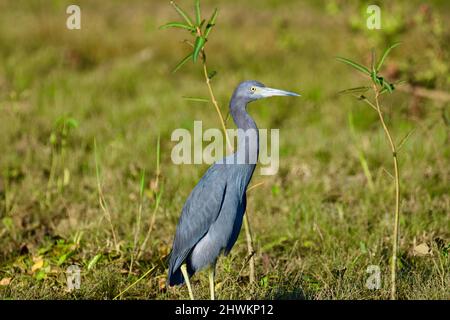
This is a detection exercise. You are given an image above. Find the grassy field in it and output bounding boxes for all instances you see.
[0,0,449,300]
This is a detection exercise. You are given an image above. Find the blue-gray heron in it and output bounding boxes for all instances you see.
[168,80,299,299]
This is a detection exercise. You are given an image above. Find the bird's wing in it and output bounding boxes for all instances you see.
[169,163,228,273]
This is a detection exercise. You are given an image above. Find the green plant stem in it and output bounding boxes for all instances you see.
[129,190,144,275]
[137,138,162,260]
[45,150,56,205]
[113,266,156,300]
[243,211,255,283]
[373,89,400,300]
[201,62,233,152]
[138,189,162,259]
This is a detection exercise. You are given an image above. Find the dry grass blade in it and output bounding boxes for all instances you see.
[129,169,146,274]
[398,128,416,151]
[94,139,118,251]
[138,136,162,260]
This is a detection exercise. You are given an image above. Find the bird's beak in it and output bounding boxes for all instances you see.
[258,87,301,98]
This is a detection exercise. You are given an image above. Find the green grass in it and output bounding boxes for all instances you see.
[0,0,449,299]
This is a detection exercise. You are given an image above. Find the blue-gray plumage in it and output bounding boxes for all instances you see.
[168,80,299,298]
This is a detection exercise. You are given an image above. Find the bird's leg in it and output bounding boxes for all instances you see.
[180,264,194,300]
[209,264,216,300]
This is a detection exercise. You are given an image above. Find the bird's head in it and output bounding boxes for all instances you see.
[231,80,300,104]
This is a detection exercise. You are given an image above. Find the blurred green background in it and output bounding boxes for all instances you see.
[0,0,448,299]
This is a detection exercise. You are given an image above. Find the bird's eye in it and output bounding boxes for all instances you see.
[250,86,256,93]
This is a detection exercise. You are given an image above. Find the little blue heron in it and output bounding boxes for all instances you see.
[168,80,300,299]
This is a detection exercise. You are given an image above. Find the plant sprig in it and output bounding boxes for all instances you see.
[337,43,405,300]
[160,0,219,70]
[160,1,257,287]
[337,42,401,96]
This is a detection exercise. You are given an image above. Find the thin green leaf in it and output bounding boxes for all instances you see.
[182,96,210,103]
[384,81,393,93]
[371,71,377,85]
[139,168,145,198]
[358,150,375,191]
[397,128,416,151]
[182,39,194,48]
[376,76,384,87]
[376,42,401,72]
[159,22,195,31]
[382,167,394,180]
[172,52,193,73]
[204,8,218,38]
[193,36,206,63]
[170,1,194,27]
[156,134,160,176]
[380,81,395,94]
[380,80,404,94]
[94,139,101,184]
[113,266,156,300]
[338,86,370,95]
[371,49,376,74]
[57,253,69,266]
[395,80,406,87]
[66,118,79,128]
[225,111,230,123]
[195,0,201,25]
[261,236,288,252]
[336,57,371,75]
[87,254,102,270]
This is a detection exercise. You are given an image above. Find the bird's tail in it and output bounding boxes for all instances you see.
[167,250,194,286]
[168,267,185,286]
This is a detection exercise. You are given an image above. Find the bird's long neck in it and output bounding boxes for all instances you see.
[230,97,259,166]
